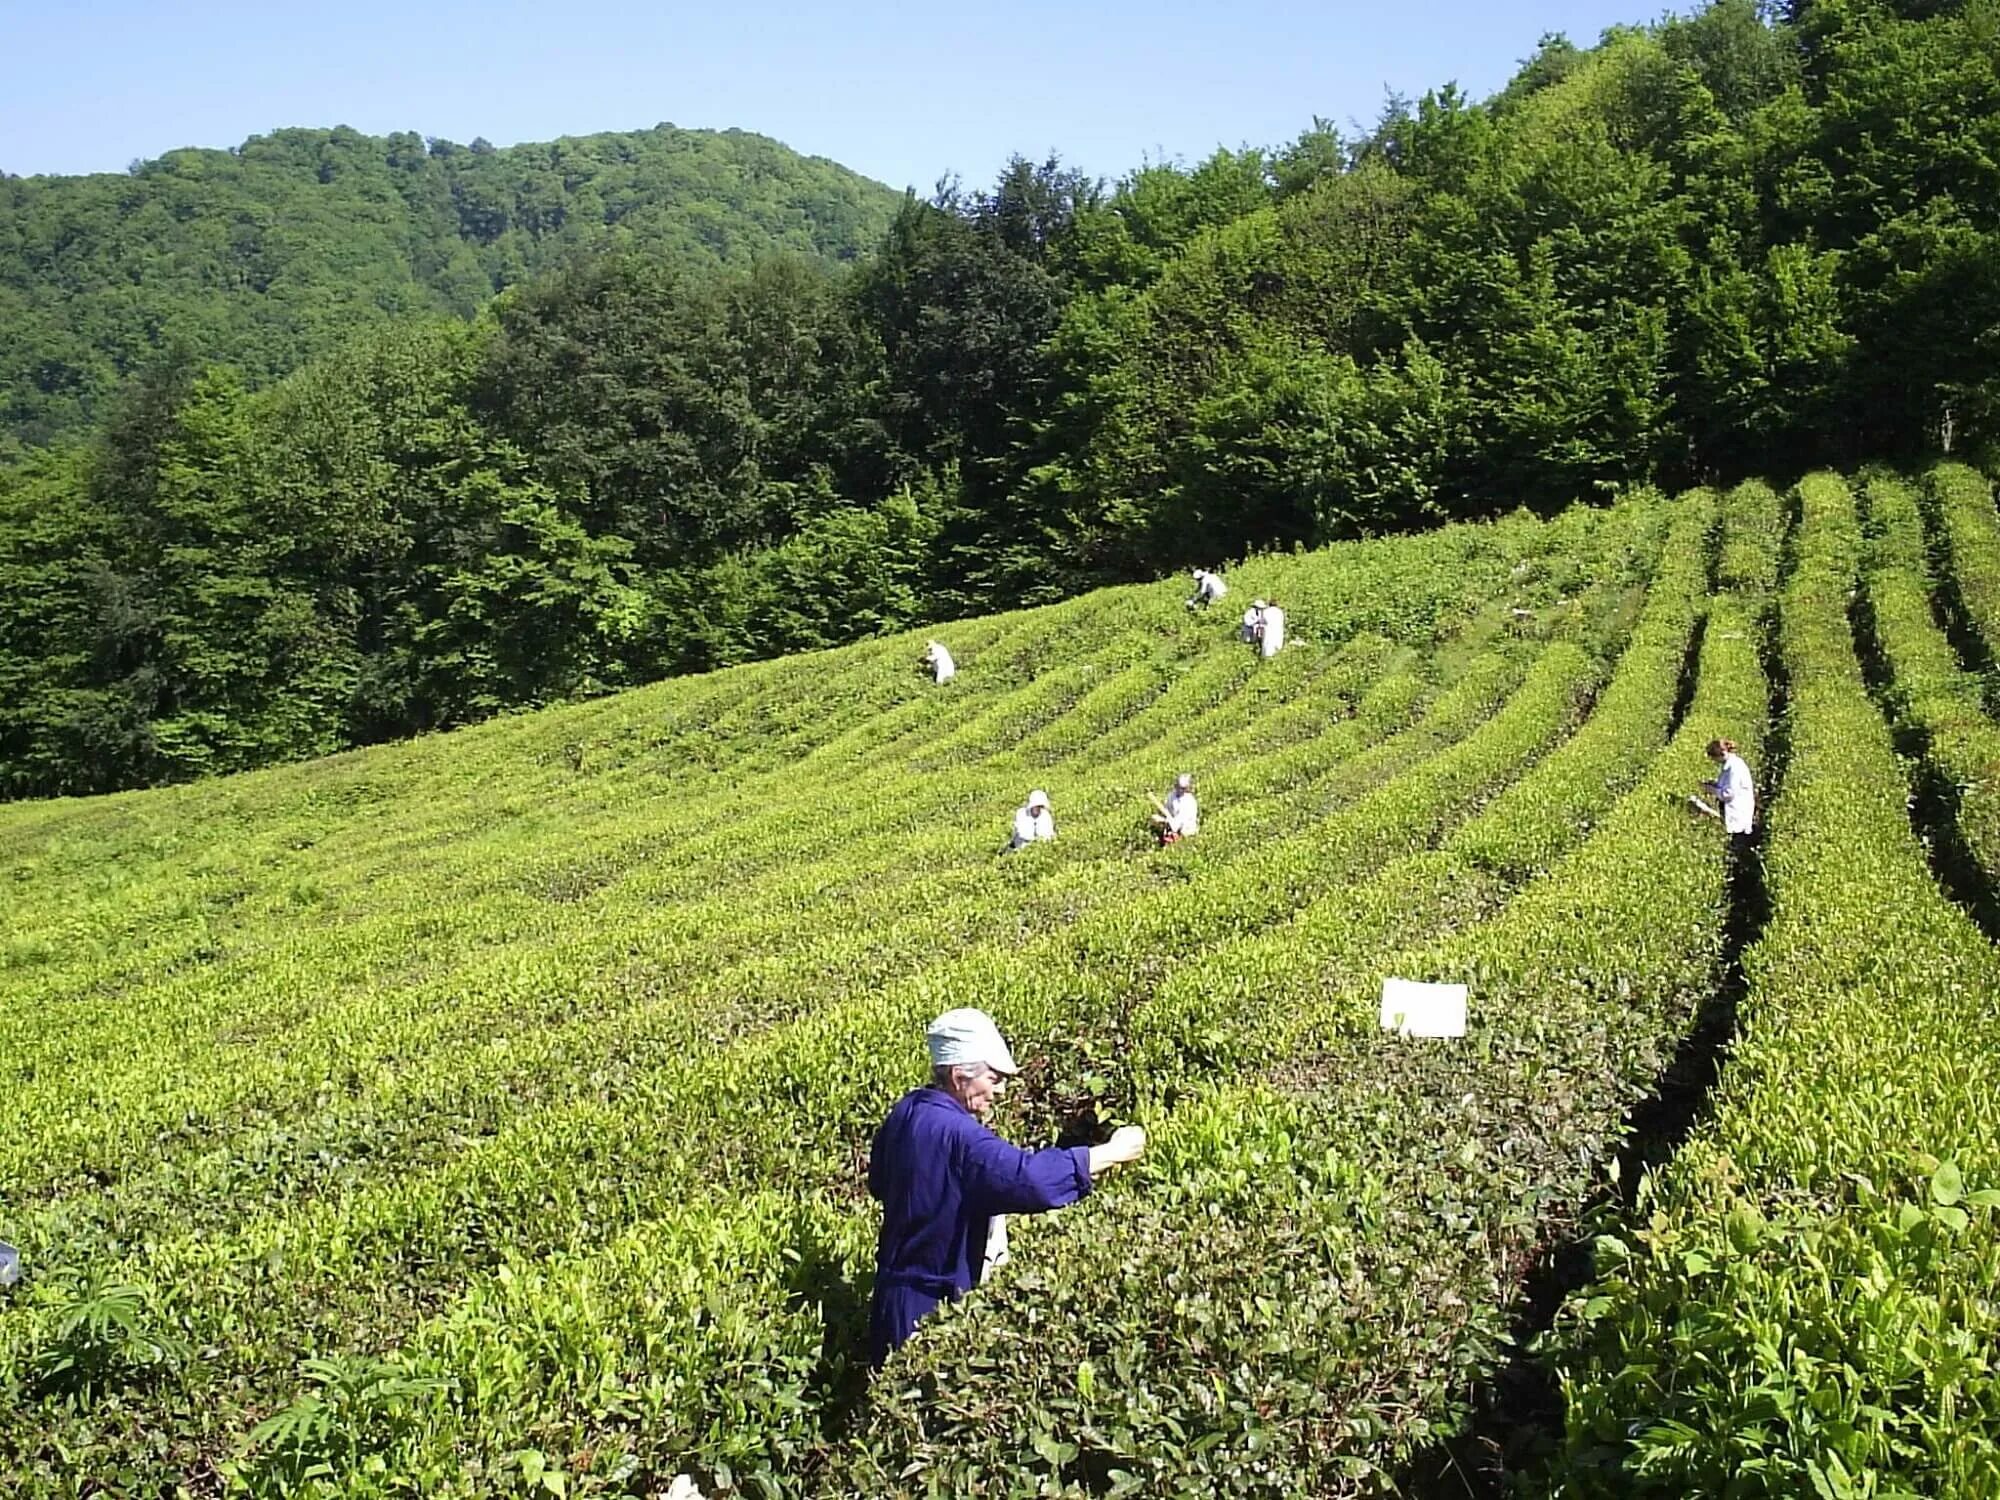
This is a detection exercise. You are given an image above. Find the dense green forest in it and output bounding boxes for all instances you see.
[0,124,902,450]
[3,0,1997,799]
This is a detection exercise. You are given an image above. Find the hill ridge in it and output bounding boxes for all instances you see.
[0,120,902,448]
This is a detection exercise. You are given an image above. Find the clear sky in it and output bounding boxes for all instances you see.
[2,0,1676,191]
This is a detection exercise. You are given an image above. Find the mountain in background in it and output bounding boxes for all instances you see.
[0,123,903,450]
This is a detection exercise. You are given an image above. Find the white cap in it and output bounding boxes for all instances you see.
[1191,567,1204,578]
[1252,599,1267,610]
[1175,773,1193,791]
[1027,788,1050,810]
[926,1007,1020,1075]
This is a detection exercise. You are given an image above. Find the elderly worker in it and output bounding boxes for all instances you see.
[922,639,956,685]
[867,1007,1146,1367]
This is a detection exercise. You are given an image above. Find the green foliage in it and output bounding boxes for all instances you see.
[1547,474,2000,1495]
[0,125,901,448]
[0,499,1673,1493]
[6,2,1999,795]
[28,1278,187,1402]
[236,1355,445,1494]
[1451,487,1715,878]
[1859,471,2000,885]
[1928,462,2000,673]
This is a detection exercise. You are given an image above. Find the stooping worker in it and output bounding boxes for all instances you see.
[1149,772,1199,845]
[1689,737,1756,843]
[1006,788,1055,851]
[1187,567,1228,609]
[866,1007,1147,1367]
[922,639,956,685]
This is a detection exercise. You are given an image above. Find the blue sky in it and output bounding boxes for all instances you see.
[2,0,1678,190]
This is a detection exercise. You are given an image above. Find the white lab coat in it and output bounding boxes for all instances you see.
[1713,752,1755,834]
[925,642,956,684]
[983,1214,1010,1277]
[1162,788,1199,836]
[1259,605,1286,658]
[1011,805,1056,847]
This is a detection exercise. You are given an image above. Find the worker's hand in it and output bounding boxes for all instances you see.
[1107,1125,1146,1164]
[1086,1125,1147,1177]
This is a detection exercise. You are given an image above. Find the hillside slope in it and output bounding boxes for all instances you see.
[0,123,901,449]
[4,474,2000,1495]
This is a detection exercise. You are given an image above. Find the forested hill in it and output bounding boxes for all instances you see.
[3,0,1997,800]
[0,124,902,449]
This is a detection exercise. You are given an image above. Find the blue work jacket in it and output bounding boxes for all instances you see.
[866,1086,1092,1366]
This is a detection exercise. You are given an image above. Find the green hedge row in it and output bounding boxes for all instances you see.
[1451,488,1715,880]
[1547,473,2000,1496]
[1927,462,2000,680]
[1860,471,2000,890]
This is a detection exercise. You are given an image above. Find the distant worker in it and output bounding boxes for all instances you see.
[1240,600,1288,656]
[1254,600,1286,658]
[867,1007,1147,1367]
[1150,772,1199,845]
[1689,738,1756,841]
[1007,789,1055,851]
[1241,600,1266,645]
[1187,567,1228,609]
[923,640,956,685]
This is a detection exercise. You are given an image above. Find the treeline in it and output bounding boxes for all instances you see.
[0,123,900,451]
[4,0,1998,798]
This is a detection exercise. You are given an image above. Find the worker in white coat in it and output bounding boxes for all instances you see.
[1007,789,1055,852]
[1187,568,1228,609]
[1690,738,1756,843]
[1241,600,1266,645]
[1150,772,1199,845]
[1258,601,1286,658]
[922,640,956,685]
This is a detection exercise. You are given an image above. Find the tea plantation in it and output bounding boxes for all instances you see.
[4,470,1999,1497]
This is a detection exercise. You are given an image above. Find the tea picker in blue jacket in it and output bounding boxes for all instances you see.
[866,1007,1146,1368]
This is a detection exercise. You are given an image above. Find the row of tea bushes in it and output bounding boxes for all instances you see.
[1859,471,2000,893]
[1547,474,2000,1495]
[1926,462,2000,681]
[1451,489,1715,879]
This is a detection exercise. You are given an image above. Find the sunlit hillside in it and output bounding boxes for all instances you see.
[5,467,2000,1496]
